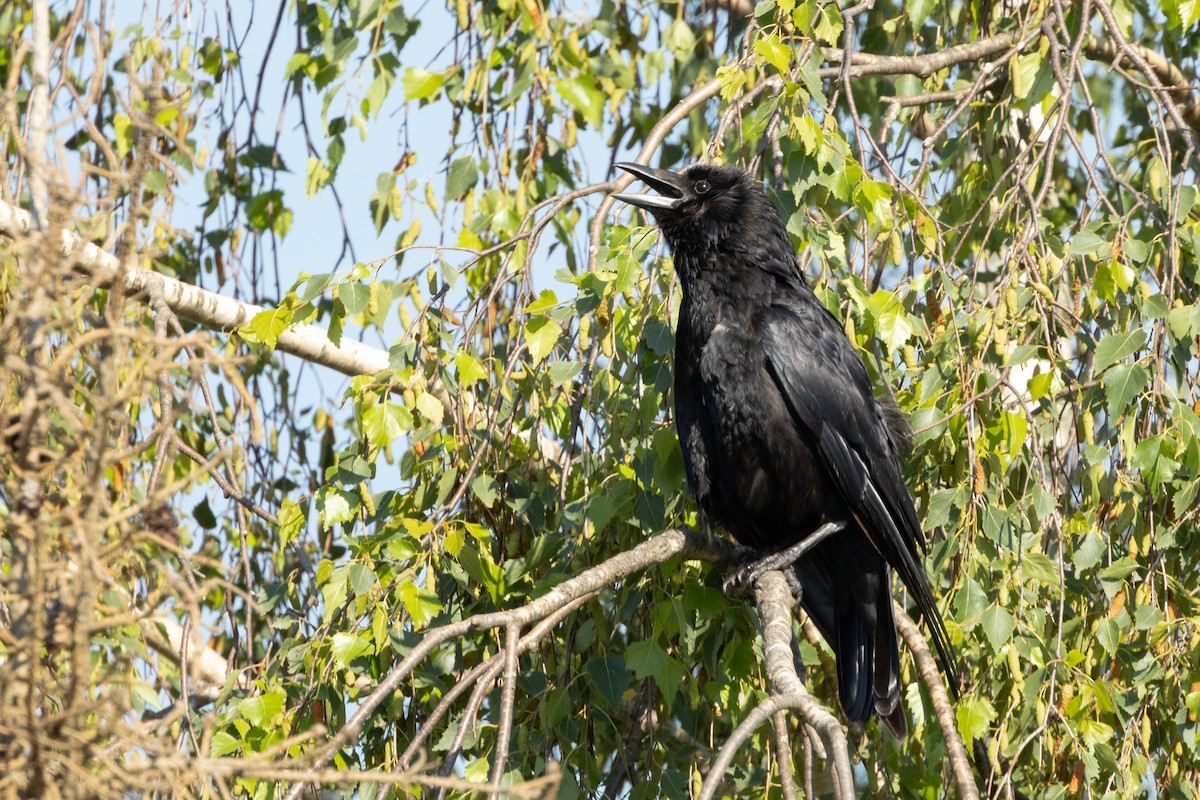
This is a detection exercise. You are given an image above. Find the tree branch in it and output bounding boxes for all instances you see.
[27,0,51,228]
[699,571,853,800]
[707,0,1199,143]
[283,529,740,800]
[819,32,1025,78]
[0,199,391,377]
[0,197,570,467]
[893,602,978,799]
[1082,30,1200,142]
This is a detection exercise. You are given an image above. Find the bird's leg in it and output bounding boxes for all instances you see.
[722,520,848,598]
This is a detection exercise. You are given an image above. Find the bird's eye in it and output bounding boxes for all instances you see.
[694,179,712,195]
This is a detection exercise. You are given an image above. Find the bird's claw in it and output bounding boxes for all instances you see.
[721,551,806,601]
[721,558,764,598]
[721,520,848,599]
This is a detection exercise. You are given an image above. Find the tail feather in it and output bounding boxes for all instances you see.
[796,538,909,738]
[874,589,907,739]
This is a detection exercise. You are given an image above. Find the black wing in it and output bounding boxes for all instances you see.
[759,291,958,692]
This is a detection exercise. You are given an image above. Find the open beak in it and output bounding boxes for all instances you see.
[612,162,686,211]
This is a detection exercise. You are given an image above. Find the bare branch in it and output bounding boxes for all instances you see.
[894,603,979,800]
[819,32,1026,79]
[489,623,521,789]
[772,709,798,800]
[0,199,390,376]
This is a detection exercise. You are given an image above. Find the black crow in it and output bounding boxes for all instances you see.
[612,161,957,737]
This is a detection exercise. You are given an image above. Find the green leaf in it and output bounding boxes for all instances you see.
[1123,236,1151,263]
[1093,330,1147,373]
[980,605,1015,651]
[1187,687,1200,723]
[663,19,697,58]
[1067,229,1110,258]
[1135,604,1164,630]
[954,576,988,624]
[340,282,371,316]
[1095,257,1136,300]
[415,391,445,426]
[524,317,561,363]
[627,639,685,693]
[813,1,843,42]
[399,582,443,627]
[446,157,479,200]
[794,115,822,154]
[540,687,572,729]
[1167,304,1200,340]
[585,656,630,710]
[455,351,488,385]
[113,113,133,158]
[1163,0,1200,29]
[318,487,357,529]
[245,190,292,236]
[347,563,377,596]
[320,565,350,622]
[1132,434,1180,492]
[462,758,490,783]
[306,156,332,197]
[363,402,412,447]
[1009,52,1042,100]
[239,689,286,727]
[403,67,443,101]
[753,36,790,75]
[193,498,217,529]
[471,474,500,508]
[277,500,305,548]
[956,695,997,742]
[1096,618,1119,655]
[241,306,292,347]
[210,730,242,757]
[557,77,605,129]
[1021,552,1060,586]
[331,632,371,667]
[1073,531,1105,572]
[144,169,168,194]
[548,360,583,387]
[906,0,935,27]
[1097,558,1139,595]
[1103,363,1148,417]
[869,290,913,354]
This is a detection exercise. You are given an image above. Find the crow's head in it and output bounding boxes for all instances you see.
[612,162,764,249]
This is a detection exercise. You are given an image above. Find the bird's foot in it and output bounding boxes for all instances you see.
[721,520,847,599]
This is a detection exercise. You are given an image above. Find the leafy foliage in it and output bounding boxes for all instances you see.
[2,0,1200,797]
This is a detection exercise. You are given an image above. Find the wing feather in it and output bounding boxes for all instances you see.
[761,301,958,694]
